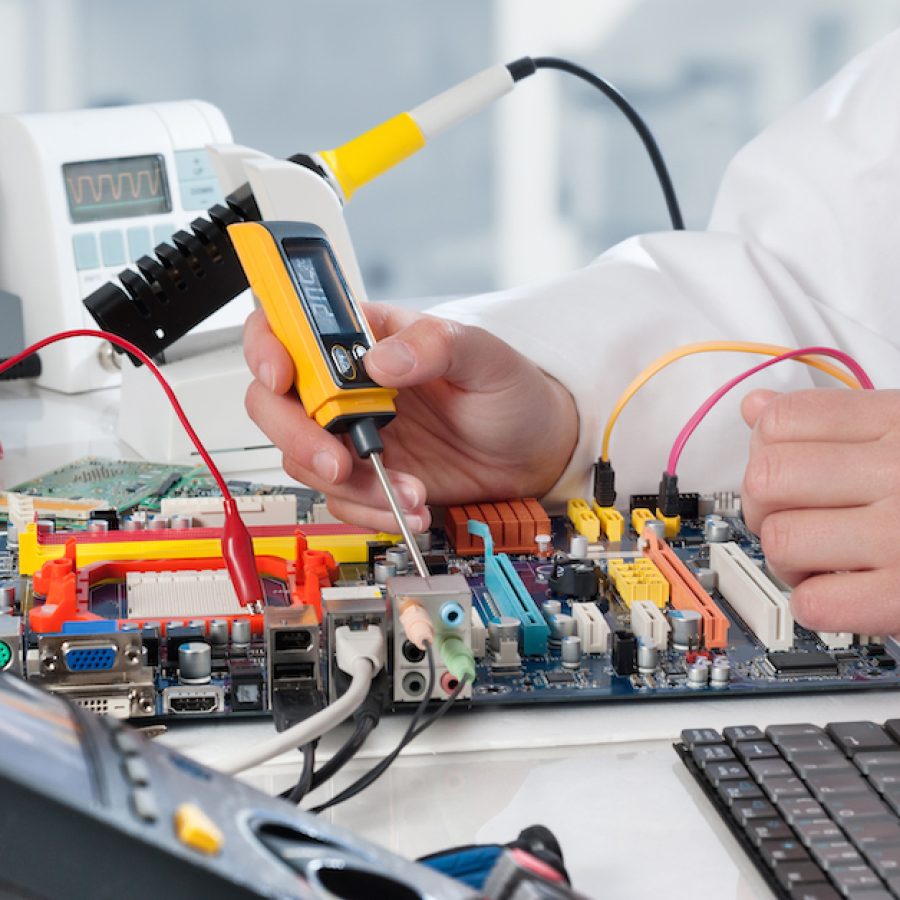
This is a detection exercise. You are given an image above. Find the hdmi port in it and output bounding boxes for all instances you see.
[163,686,224,715]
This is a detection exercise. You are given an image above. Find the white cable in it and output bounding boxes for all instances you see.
[212,656,375,775]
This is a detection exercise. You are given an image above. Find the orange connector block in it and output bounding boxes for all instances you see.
[641,529,729,649]
[445,499,550,556]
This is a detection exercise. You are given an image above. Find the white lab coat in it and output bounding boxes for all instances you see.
[429,29,900,513]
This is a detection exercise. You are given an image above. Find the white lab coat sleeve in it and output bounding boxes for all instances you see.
[426,29,900,514]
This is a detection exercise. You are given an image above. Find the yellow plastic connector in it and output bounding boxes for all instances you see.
[655,509,682,539]
[17,524,399,576]
[607,558,670,609]
[631,508,655,537]
[591,503,625,543]
[567,498,601,543]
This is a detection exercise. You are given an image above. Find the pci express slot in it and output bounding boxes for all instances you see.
[708,542,793,651]
[642,531,729,649]
[468,520,549,655]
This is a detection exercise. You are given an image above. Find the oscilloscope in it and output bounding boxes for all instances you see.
[0,101,254,393]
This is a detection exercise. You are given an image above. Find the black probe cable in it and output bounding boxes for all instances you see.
[508,55,685,231]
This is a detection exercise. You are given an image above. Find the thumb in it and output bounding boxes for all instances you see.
[363,314,524,393]
[741,389,779,427]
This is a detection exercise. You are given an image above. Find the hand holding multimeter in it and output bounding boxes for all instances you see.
[233,221,580,537]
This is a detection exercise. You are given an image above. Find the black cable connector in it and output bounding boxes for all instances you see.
[348,417,385,460]
[658,472,680,519]
[592,459,616,507]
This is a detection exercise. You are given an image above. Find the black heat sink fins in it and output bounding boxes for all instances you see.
[82,183,261,362]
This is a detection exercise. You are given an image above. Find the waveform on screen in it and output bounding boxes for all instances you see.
[66,168,163,206]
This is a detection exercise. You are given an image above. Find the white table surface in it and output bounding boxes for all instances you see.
[4,378,899,899]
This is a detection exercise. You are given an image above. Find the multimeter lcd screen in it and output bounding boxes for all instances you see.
[63,155,172,224]
[284,241,360,336]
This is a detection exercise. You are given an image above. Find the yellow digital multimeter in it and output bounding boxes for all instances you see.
[228,220,397,436]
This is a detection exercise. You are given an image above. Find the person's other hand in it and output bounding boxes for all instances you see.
[741,388,900,634]
[243,303,578,533]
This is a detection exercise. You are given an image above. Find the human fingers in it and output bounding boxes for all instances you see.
[243,309,295,395]
[281,449,427,514]
[740,389,779,428]
[326,493,432,535]
[758,505,890,587]
[790,568,900,635]
[751,389,896,446]
[362,314,526,393]
[741,440,893,533]
[245,380,353,486]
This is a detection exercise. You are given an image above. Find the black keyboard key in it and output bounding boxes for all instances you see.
[723,725,766,745]
[774,859,828,890]
[829,863,882,894]
[760,837,811,866]
[793,753,855,777]
[746,817,793,847]
[789,886,840,900]
[768,723,826,741]
[854,752,900,775]
[886,873,900,896]
[882,719,900,744]
[822,793,892,824]
[805,771,870,801]
[809,840,863,871]
[733,798,779,824]
[842,818,900,850]
[749,758,795,780]
[795,819,844,847]
[693,744,736,769]
[736,740,780,762]
[705,760,750,786]
[718,778,764,806]
[764,776,813,802]
[869,769,900,795]
[865,844,900,879]
[827,721,899,757]
[681,728,723,749]
[780,797,827,824]
[881,784,900,816]
[779,735,840,761]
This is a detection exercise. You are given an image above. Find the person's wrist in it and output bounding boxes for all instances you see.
[532,372,579,497]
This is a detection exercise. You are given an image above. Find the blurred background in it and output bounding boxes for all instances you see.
[2,0,899,302]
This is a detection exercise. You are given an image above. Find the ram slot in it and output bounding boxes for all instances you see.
[708,542,793,651]
[642,531,729,649]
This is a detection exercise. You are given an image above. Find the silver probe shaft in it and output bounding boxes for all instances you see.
[369,451,429,578]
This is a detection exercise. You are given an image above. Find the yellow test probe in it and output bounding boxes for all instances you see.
[229,220,428,577]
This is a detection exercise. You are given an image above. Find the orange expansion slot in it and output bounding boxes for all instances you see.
[642,530,729,649]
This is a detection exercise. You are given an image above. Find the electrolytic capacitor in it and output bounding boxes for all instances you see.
[208,619,229,647]
[170,514,193,530]
[687,656,711,689]
[643,519,666,542]
[710,655,731,687]
[86,519,109,534]
[488,616,520,650]
[373,557,397,585]
[148,515,170,531]
[561,635,582,669]
[549,613,575,643]
[0,585,15,612]
[385,545,410,574]
[692,565,718,592]
[414,531,432,553]
[36,518,56,536]
[179,642,212,684]
[669,609,702,650]
[569,535,589,559]
[231,619,251,650]
[705,515,731,543]
[637,638,659,673]
[123,515,146,532]
[542,599,562,620]
[535,533,552,557]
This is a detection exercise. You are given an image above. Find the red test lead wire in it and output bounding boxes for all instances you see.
[665,345,875,477]
[0,329,264,606]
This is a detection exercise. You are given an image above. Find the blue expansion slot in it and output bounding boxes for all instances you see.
[467,520,550,655]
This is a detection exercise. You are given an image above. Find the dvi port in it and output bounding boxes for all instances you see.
[162,685,224,715]
[62,641,118,672]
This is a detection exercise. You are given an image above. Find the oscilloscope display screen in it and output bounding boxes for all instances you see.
[63,154,172,223]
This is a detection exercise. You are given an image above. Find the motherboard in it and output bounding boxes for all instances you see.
[0,458,897,726]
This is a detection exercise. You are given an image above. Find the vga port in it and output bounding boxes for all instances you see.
[62,642,118,672]
[162,685,224,715]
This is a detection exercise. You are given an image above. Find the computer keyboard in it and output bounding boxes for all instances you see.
[675,720,900,899]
